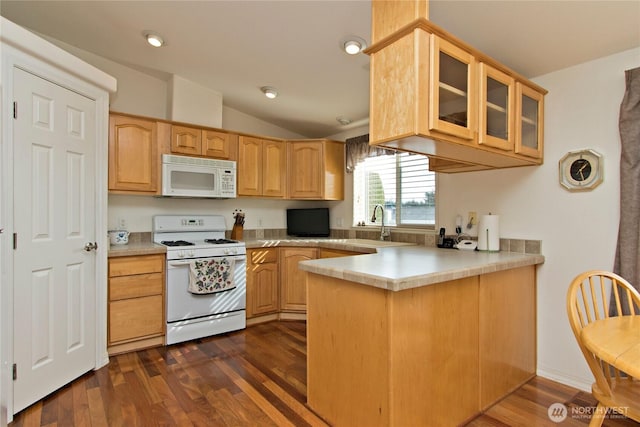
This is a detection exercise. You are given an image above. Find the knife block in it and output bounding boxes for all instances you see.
[230,224,243,241]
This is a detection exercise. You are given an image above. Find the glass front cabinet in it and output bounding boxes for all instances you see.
[515,83,544,159]
[429,35,476,141]
[366,19,547,170]
[479,63,515,151]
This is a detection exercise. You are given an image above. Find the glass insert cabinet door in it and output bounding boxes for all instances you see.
[429,35,476,141]
[479,63,515,151]
[515,83,544,159]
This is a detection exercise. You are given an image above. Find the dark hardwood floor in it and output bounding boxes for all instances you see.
[9,321,638,427]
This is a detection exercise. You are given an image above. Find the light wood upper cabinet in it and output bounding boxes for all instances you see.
[430,36,476,141]
[515,83,544,159]
[288,139,345,200]
[203,129,236,160]
[171,125,202,156]
[280,247,317,312]
[479,63,515,151]
[108,114,159,194]
[171,125,237,160]
[366,14,547,172]
[263,139,287,197]
[237,136,285,197]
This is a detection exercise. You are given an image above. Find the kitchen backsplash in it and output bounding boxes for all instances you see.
[129,229,542,255]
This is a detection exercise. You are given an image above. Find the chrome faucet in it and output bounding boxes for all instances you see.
[371,204,390,241]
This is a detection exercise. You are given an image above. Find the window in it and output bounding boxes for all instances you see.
[353,152,436,227]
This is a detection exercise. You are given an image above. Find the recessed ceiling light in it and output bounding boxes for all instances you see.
[144,32,164,48]
[261,86,278,99]
[340,36,367,55]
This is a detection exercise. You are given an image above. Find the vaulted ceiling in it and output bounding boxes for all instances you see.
[2,1,639,137]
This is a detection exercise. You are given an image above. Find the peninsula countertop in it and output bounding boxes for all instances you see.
[298,245,545,292]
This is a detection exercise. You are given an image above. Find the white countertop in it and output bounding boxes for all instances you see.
[298,246,545,291]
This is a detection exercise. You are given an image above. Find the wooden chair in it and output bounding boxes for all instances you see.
[566,270,640,426]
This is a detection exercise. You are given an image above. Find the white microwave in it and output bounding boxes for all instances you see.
[162,154,236,198]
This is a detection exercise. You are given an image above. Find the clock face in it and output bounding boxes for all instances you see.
[559,149,603,191]
[569,158,592,182]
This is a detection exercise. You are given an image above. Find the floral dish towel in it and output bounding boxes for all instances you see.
[188,257,236,294]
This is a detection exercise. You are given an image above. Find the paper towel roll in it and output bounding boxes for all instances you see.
[477,214,500,251]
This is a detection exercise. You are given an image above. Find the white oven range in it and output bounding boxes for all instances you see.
[153,215,246,345]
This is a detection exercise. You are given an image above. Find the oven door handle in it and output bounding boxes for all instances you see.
[167,260,193,267]
[167,256,246,268]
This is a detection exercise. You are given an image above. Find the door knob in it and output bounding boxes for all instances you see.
[84,242,98,252]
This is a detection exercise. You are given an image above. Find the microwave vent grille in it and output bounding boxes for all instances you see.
[162,154,235,169]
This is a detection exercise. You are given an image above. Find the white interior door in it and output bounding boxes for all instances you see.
[12,67,97,413]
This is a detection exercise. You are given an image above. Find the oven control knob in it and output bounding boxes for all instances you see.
[188,250,195,257]
[224,248,236,255]
[178,251,185,258]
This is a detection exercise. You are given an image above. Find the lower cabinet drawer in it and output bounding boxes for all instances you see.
[109,273,163,300]
[108,295,163,344]
[109,254,164,277]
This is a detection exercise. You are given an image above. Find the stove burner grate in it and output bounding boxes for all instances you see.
[205,238,239,245]
[161,240,195,247]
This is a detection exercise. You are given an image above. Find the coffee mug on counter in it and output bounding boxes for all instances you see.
[108,230,129,245]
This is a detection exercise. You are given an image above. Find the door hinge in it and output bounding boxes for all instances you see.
[13,233,17,250]
[12,363,17,381]
[13,102,17,119]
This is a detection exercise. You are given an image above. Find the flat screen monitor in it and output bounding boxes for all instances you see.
[286,208,330,237]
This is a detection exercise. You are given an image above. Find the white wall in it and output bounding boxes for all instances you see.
[168,75,223,127]
[37,35,168,119]
[221,106,306,139]
[438,48,640,390]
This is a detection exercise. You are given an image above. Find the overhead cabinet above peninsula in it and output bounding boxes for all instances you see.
[366,0,547,172]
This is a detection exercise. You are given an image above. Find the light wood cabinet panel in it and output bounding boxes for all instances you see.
[237,136,263,196]
[429,35,477,141]
[307,274,480,426]
[170,125,237,160]
[262,139,286,197]
[479,266,536,409]
[171,125,202,156]
[288,139,344,200]
[109,295,164,343]
[280,248,316,312]
[108,254,164,277]
[371,0,429,44]
[109,273,163,301]
[479,63,515,151]
[515,83,545,159]
[307,265,537,425]
[108,114,158,194]
[108,254,165,354]
[246,248,279,318]
[237,136,285,198]
[203,129,237,160]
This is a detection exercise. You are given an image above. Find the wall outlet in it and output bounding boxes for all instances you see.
[118,217,127,230]
[467,211,477,229]
[258,218,263,227]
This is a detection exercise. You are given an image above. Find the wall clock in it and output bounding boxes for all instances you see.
[559,149,603,191]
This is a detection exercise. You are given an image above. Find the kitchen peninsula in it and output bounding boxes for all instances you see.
[299,247,544,426]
